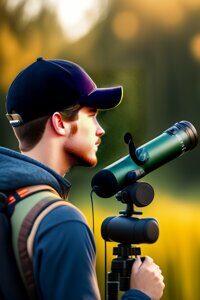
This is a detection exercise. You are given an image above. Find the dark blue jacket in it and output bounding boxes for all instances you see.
[0,147,150,300]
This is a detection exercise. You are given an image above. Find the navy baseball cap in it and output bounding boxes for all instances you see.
[6,57,123,126]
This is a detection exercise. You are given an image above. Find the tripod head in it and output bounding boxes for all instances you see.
[101,181,159,245]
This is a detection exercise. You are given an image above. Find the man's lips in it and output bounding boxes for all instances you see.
[95,139,101,146]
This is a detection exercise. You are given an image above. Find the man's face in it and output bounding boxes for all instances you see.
[63,107,105,167]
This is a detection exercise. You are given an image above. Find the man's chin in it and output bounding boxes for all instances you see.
[73,155,97,168]
[81,158,97,167]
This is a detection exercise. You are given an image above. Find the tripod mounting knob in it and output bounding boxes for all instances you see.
[113,245,141,257]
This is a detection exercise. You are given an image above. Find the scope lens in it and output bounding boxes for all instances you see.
[175,121,198,150]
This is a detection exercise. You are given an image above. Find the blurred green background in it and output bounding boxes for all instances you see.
[0,0,199,299]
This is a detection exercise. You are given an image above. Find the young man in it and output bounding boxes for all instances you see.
[2,57,165,299]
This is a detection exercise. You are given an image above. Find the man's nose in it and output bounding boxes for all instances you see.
[96,123,105,137]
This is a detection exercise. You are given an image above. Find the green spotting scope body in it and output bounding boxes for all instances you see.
[91,121,198,198]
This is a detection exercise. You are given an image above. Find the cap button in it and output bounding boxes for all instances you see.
[37,57,43,62]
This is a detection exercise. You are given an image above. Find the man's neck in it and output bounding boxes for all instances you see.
[22,141,71,177]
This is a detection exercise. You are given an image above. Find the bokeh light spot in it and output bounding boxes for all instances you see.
[135,0,184,29]
[112,11,140,41]
[190,34,200,62]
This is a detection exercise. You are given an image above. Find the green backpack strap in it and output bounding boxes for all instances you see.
[10,185,70,300]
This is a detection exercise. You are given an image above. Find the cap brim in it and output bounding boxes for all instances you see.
[79,86,123,109]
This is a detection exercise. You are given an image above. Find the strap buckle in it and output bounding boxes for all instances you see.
[6,113,24,127]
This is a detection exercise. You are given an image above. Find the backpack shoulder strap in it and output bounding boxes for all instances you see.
[27,200,72,259]
[10,185,70,300]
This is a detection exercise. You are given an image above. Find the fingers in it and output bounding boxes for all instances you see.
[142,256,162,272]
[140,256,164,280]
[132,256,142,273]
[143,256,154,266]
[133,256,163,278]
[130,255,165,299]
[152,264,162,274]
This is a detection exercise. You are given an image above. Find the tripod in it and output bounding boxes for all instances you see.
[107,244,143,300]
[101,181,159,300]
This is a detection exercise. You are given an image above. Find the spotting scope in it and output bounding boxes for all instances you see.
[92,121,198,198]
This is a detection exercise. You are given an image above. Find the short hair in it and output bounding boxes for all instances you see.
[13,104,81,152]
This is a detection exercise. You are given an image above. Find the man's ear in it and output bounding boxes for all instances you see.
[51,112,69,136]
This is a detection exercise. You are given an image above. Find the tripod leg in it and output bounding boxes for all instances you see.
[107,272,119,300]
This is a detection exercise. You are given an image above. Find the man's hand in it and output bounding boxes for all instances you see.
[130,256,165,300]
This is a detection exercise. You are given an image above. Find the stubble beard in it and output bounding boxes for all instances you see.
[68,149,97,168]
[65,123,98,168]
